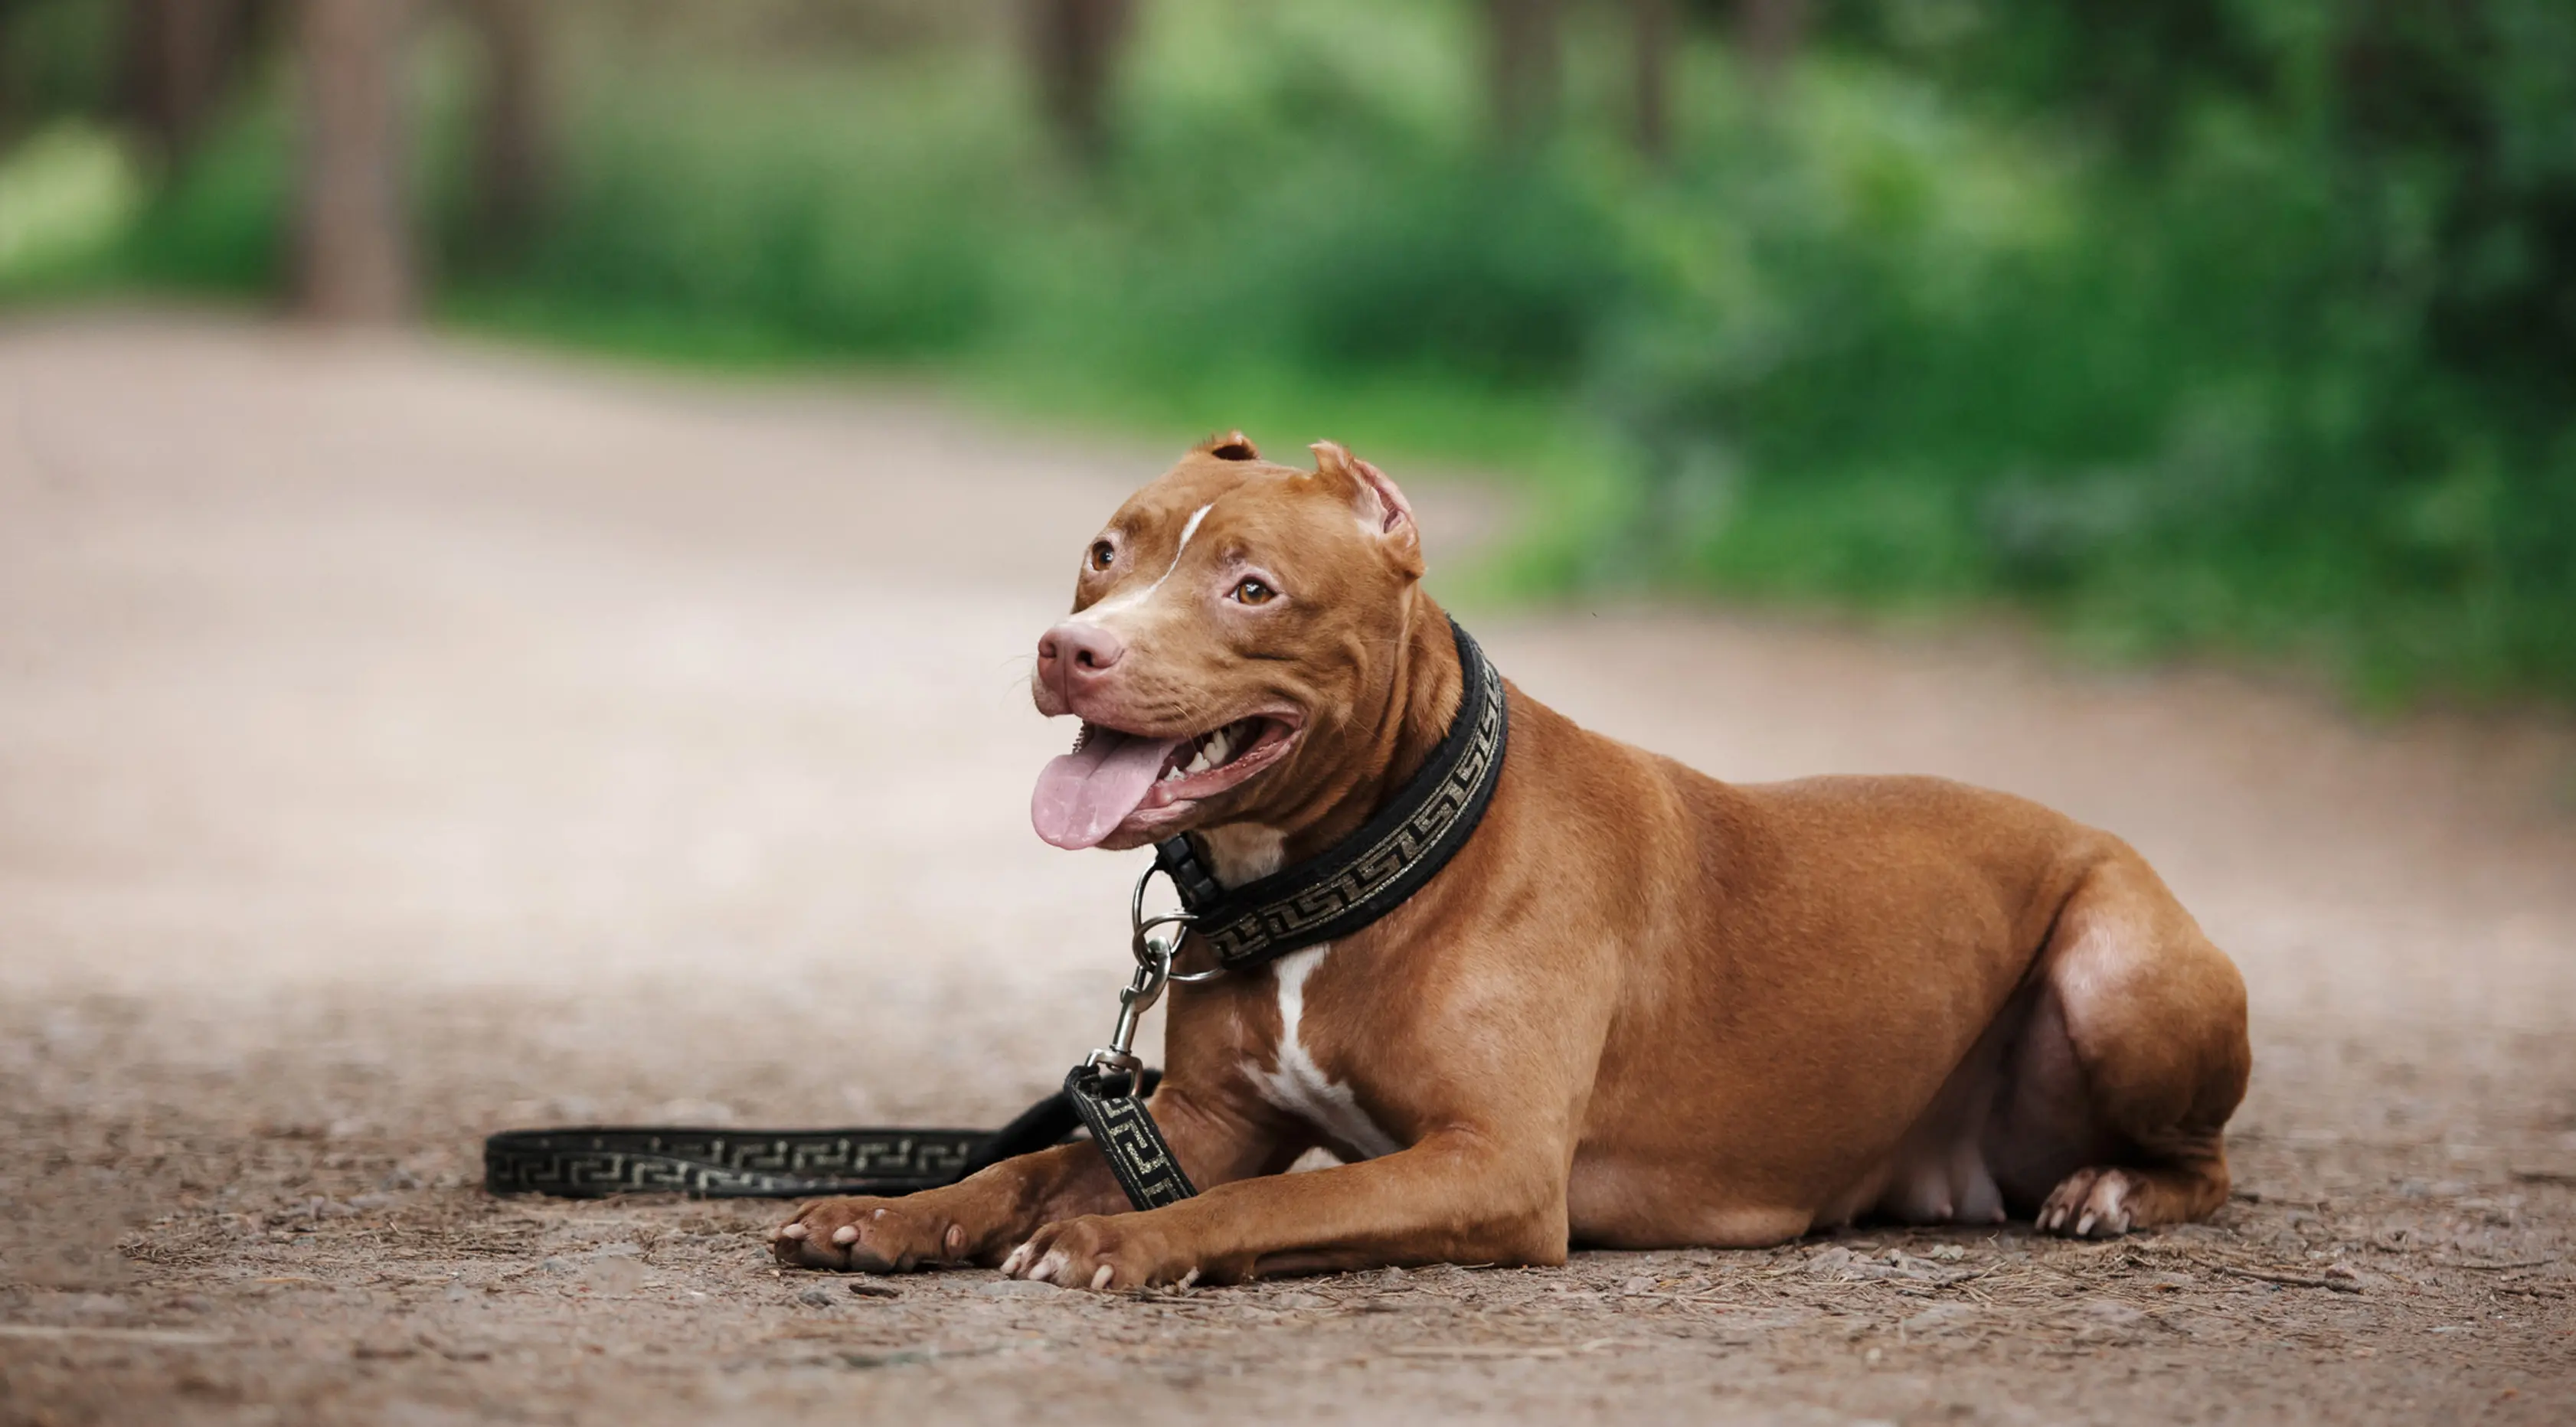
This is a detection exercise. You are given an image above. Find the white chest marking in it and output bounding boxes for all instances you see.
[1250,945,1402,1161]
[1074,503,1214,625]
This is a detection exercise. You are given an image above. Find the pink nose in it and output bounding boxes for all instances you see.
[1038,622,1125,704]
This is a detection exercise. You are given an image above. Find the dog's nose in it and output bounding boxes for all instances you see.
[1038,621,1125,701]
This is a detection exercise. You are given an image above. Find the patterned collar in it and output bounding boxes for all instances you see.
[1151,619,1509,973]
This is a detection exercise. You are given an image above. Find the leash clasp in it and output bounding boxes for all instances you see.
[1087,860,1208,1082]
[1085,955,1165,1080]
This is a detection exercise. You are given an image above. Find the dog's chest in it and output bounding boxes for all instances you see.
[1194,825,1402,1161]
[1244,944,1402,1161]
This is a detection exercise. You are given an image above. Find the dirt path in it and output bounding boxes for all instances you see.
[3,312,2572,1426]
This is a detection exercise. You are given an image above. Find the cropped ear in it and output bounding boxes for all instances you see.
[1311,440,1423,573]
[1195,430,1260,462]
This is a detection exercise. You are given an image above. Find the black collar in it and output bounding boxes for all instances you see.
[1152,619,1509,973]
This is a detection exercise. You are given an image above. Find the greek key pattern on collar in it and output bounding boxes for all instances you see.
[1197,639,1505,968]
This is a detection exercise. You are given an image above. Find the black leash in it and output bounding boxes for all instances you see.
[480,1073,1152,1200]
[484,620,1506,1212]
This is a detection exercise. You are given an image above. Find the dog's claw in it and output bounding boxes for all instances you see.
[2039,1167,2139,1239]
[772,1196,970,1272]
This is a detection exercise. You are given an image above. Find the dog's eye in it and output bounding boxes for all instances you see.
[1231,577,1276,606]
[1088,540,1116,571]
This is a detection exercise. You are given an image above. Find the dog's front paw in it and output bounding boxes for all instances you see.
[770,1197,965,1272]
[997,1215,1212,1292]
[2036,1167,2139,1239]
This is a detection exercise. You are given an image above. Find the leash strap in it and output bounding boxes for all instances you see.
[1063,1064,1198,1209]
[482,1072,1148,1200]
[1155,618,1508,972]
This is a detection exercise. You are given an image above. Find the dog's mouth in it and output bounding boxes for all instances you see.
[1031,714,1299,850]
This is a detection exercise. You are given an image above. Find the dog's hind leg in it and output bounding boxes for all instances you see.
[1986,846,2251,1237]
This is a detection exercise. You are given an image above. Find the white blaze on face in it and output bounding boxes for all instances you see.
[1072,502,1214,630]
[1250,945,1402,1161]
[1028,501,1224,851]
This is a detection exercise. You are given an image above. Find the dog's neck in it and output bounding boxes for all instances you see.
[1195,594,1464,888]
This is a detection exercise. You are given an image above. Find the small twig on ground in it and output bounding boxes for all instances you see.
[2186,1256,2362,1293]
[2230,1188,2330,1208]
[1384,1338,1636,1360]
[0,1324,234,1345]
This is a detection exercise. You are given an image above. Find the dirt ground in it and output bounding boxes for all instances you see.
[3,312,2573,1426]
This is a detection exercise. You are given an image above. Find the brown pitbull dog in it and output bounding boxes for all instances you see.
[773,433,2251,1290]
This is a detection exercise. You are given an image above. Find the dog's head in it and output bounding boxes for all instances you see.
[1029,433,1427,852]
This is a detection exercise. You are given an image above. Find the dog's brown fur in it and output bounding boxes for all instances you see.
[773,436,2251,1289]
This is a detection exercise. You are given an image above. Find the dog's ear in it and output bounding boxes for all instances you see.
[1195,430,1260,462]
[1311,440,1423,573]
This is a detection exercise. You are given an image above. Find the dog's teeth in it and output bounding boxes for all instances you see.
[1205,733,1230,765]
[1184,750,1212,774]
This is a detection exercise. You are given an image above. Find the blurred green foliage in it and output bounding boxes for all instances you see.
[4,0,2570,704]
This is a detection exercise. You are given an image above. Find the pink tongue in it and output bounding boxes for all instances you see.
[1031,728,1188,850]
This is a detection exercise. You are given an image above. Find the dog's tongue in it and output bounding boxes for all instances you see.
[1032,727,1187,850]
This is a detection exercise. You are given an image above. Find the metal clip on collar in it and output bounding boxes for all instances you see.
[1086,861,1206,1082]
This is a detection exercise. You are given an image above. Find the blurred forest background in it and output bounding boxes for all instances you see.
[1,0,2569,707]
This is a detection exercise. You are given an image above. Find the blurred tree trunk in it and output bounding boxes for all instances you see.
[457,0,548,252]
[0,2,18,139]
[1485,0,1561,151]
[1737,0,1804,85]
[1630,0,1676,162]
[119,0,256,163]
[296,0,414,323]
[1025,0,1128,166]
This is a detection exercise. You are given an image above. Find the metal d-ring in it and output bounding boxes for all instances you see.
[1130,862,1223,983]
